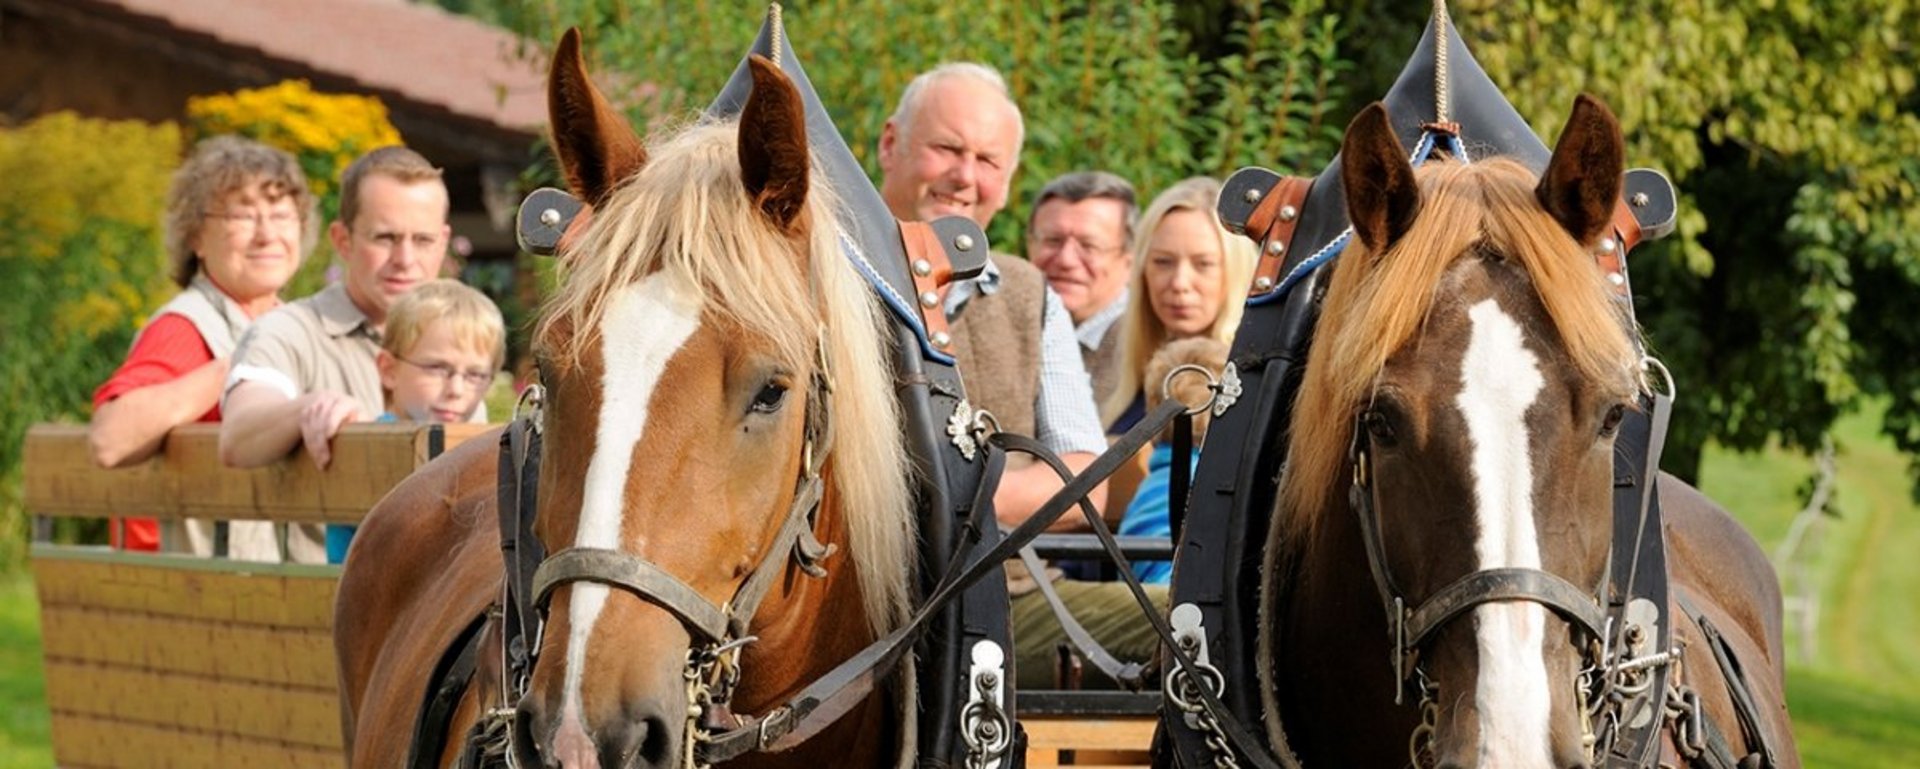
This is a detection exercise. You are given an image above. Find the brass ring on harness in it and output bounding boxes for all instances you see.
[1161,363,1222,418]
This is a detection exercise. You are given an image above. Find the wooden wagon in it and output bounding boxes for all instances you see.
[22,422,1153,767]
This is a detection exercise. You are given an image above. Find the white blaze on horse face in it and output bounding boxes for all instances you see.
[558,273,703,746]
[1455,299,1553,767]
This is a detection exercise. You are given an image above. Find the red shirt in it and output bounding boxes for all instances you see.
[93,314,220,550]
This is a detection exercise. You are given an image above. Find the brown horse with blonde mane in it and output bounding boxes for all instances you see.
[333,32,917,769]
[1256,97,1799,767]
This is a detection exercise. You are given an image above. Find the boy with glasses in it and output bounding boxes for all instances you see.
[327,279,503,563]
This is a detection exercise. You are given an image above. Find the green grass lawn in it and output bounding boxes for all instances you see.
[0,408,1916,765]
[1700,404,1920,766]
[0,573,50,769]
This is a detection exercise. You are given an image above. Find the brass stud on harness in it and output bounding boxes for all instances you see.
[932,331,952,349]
[1279,204,1299,222]
[1599,237,1618,254]
[1631,192,1650,207]
[919,290,940,308]
[539,208,562,227]
[912,259,932,276]
[1266,240,1286,257]
[1608,272,1626,287]
[1253,276,1274,292]
[1243,188,1262,204]
[954,234,975,252]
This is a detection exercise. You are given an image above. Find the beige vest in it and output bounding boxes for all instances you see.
[1085,320,1125,411]
[947,255,1058,595]
[947,254,1044,439]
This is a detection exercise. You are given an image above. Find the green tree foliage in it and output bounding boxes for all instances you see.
[0,114,181,568]
[462,0,1350,249]
[1417,0,1920,483]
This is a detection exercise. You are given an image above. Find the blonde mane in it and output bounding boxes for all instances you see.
[1278,157,1639,545]
[536,121,915,636]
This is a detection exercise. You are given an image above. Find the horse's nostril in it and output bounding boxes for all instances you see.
[600,714,674,769]
[511,699,551,768]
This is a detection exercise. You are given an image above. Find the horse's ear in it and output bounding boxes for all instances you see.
[548,28,646,206]
[739,54,810,235]
[1341,102,1420,255]
[1537,94,1625,247]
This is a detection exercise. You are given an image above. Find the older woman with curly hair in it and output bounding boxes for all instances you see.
[88,135,314,554]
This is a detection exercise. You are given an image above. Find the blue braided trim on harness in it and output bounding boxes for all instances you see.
[1247,129,1472,306]
[839,229,957,366]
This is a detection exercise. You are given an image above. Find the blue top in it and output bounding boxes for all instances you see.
[326,412,398,564]
[1118,442,1197,584]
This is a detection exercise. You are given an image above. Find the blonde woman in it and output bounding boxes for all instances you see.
[1097,176,1258,433]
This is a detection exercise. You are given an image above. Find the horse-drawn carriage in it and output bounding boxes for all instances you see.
[24,3,1798,767]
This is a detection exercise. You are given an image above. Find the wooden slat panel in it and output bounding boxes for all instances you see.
[50,712,344,768]
[23,422,492,524]
[38,607,337,688]
[33,551,338,629]
[44,661,341,749]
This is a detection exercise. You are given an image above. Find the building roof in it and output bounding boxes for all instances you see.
[88,0,545,138]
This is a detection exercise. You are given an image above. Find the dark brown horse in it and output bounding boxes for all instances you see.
[1256,97,1798,768]
[334,32,918,768]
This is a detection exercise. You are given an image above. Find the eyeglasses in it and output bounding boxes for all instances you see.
[205,208,300,232]
[1030,232,1123,259]
[397,356,495,389]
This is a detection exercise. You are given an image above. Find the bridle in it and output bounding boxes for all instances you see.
[504,337,843,767]
[1347,403,1621,764]
[531,340,837,648]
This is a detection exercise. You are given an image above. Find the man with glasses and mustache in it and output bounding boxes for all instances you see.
[1026,171,1138,403]
[881,65,1164,690]
[218,146,452,564]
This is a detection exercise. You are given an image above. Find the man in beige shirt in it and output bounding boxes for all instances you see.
[219,146,450,563]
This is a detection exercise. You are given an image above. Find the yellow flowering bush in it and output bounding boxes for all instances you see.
[187,80,402,204]
[0,112,181,567]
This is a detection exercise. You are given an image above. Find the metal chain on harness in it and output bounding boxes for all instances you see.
[1408,673,1440,769]
[1165,607,1238,769]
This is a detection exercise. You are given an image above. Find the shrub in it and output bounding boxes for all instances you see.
[0,113,182,569]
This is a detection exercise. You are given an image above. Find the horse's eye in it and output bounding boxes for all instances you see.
[1599,403,1628,437]
[1362,409,1397,446]
[749,382,788,414]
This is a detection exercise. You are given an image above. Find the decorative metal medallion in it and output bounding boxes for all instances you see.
[1212,362,1243,418]
[948,400,979,461]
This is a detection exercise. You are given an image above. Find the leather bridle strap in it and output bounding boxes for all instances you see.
[1404,567,1610,651]
[533,547,733,642]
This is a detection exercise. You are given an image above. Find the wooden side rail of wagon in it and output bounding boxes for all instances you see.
[23,422,1161,767]
[23,423,487,769]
